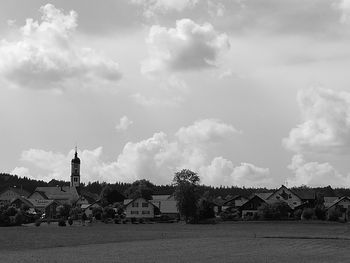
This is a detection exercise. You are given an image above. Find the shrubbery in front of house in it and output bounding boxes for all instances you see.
[328,208,342,221]
[301,208,314,220]
[258,202,291,220]
[58,218,66,227]
[35,219,41,227]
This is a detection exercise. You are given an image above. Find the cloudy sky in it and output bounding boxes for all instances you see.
[2,0,350,188]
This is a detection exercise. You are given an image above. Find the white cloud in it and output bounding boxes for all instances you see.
[287,154,350,187]
[131,0,198,17]
[141,19,230,75]
[334,0,350,24]
[116,116,133,131]
[15,119,269,186]
[283,87,350,154]
[207,1,225,17]
[176,119,240,144]
[0,4,122,90]
[11,167,31,178]
[200,157,272,187]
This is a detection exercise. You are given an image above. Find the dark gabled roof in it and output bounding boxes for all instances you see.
[240,195,267,210]
[29,190,49,199]
[254,192,274,200]
[222,195,247,206]
[291,188,316,200]
[10,196,34,208]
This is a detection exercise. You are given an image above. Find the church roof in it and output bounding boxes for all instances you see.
[71,150,80,164]
[34,186,79,202]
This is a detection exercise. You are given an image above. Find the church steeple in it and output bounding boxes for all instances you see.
[70,147,80,188]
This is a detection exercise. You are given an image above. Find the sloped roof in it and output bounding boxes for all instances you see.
[151,200,178,214]
[0,187,30,198]
[10,196,34,207]
[27,199,57,208]
[34,186,79,201]
[255,192,273,200]
[124,197,158,208]
[151,195,172,201]
[324,197,339,208]
[223,195,248,206]
[326,196,350,210]
[29,191,49,199]
[291,189,316,200]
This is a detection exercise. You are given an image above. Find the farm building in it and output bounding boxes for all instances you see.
[10,197,58,218]
[0,187,30,205]
[124,197,158,219]
[151,195,179,219]
[325,196,350,221]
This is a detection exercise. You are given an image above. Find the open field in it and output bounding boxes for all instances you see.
[2,221,350,262]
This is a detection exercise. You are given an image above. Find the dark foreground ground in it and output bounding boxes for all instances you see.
[1,221,350,262]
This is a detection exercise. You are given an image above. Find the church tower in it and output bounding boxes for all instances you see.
[71,147,80,188]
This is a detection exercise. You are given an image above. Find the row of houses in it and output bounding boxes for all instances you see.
[0,185,179,220]
[215,185,350,221]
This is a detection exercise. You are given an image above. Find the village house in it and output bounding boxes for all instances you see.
[124,197,158,219]
[239,185,316,219]
[325,196,350,221]
[151,195,179,219]
[240,195,267,219]
[0,186,30,205]
[11,197,58,218]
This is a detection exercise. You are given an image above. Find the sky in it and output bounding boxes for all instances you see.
[1,0,350,188]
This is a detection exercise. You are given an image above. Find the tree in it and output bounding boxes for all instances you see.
[124,179,155,200]
[173,169,200,223]
[57,204,71,219]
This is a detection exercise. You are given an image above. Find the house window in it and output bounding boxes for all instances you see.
[131,211,139,214]
[74,178,78,182]
[132,202,139,207]
[142,211,150,214]
[142,202,148,207]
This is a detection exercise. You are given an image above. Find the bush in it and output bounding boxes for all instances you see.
[328,208,342,221]
[301,208,314,220]
[219,209,240,221]
[92,207,102,220]
[35,219,41,227]
[47,218,51,225]
[131,217,136,224]
[293,209,303,220]
[315,206,326,220]
[58,218,66,227]
[68,217,73,226]
[14,212,23,226]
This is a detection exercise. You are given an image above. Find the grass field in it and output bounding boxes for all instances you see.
[2,221,350,262]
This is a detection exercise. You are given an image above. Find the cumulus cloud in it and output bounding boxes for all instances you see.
[334,0,350,24]
[11,167,31,178]
[176,119,240,144]
[283,87,350,154]
[141,19,230,75]
[14,119,270,186]
[200,157,272,187]
[0,4,122,90]
[287,154,350,187]
[131,0,198,17]
[116,116,133,131]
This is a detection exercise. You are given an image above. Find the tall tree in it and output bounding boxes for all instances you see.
[124,179,155,200]
[173,169,200,223]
